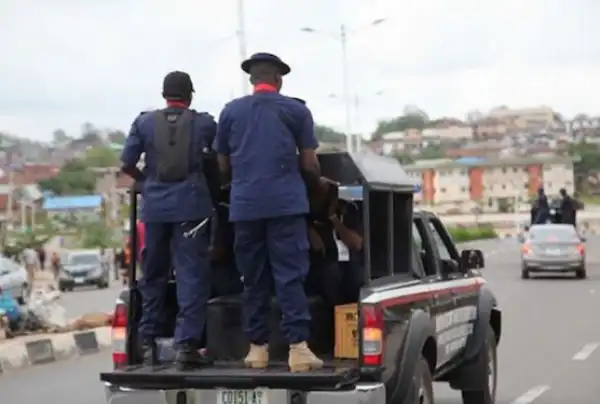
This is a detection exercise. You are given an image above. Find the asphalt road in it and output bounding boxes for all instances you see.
[60,277,123,319]
[3,237,600,403]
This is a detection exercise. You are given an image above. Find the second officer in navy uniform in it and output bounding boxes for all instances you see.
[213,53,323,372]
[121,71,215,369]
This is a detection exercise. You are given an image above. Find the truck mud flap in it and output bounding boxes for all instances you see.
[100,362,358,391]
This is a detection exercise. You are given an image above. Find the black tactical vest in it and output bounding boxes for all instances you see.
[153,109,193,182]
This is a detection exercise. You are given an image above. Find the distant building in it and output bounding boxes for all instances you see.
[487,106,561,131]
[405,155,577,211]
[0,163,59,221]
[43,194,103,223]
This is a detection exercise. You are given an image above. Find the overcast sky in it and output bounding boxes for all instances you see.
[1,0,598,141]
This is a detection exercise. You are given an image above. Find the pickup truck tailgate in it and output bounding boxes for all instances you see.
[100,361,358,391]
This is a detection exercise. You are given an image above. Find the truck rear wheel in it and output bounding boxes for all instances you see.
[412,355,434,404]
[461,325,497,404]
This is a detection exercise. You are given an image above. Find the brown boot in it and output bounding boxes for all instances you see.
[288,342,324,372]
[244,344,269,369]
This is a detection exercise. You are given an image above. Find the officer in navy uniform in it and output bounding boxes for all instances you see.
[121,71,215,369]
[213,53,323,372]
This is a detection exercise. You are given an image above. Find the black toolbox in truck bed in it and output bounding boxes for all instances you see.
[100,360,358,391]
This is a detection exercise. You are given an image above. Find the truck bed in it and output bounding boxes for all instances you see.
[100,360,358,391]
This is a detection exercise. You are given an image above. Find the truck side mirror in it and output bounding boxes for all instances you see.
[460,249,485,271]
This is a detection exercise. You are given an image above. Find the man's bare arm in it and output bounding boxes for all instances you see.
[217,154,232,186]
[121,165,145,181]
[330,216,363,251]
[299,149,321,189]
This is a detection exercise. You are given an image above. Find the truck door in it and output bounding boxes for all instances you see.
[413,215,457,368]
[426,216,479,366]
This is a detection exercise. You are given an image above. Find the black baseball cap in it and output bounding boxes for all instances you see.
[162,71,195,99]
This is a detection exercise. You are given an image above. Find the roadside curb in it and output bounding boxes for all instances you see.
[0,326,111,375]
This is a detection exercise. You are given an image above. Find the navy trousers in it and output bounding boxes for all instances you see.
[139,219,211,346]
[234,215,311,345]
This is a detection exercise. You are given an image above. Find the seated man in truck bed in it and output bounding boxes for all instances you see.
[306,181,364,306]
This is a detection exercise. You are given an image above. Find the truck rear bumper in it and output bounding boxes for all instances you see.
[104,382,386,404]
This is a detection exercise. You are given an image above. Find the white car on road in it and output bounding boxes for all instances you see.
[0,256,28,304]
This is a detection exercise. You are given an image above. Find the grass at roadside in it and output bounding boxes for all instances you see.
[448,225,498,243]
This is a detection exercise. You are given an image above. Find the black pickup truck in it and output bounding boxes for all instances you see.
[100,151,501,404]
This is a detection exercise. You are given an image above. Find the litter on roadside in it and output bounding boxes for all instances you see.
[0,286,112,340]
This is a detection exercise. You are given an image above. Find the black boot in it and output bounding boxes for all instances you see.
[175,344,214,370]
[140,341,158,366]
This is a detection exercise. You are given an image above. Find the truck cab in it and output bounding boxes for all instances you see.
[101,151,501,404]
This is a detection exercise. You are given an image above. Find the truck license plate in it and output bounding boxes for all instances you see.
[217,389,267,404]
[74,277,85,284]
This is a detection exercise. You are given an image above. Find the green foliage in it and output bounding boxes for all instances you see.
[85,146,119,167]
[372,113,429,141]
[394,153,415,165]
[567,141,600,194]
[119,204,130,221]
[78,221,114,249]
[419,144,444,160]
[314,125,344,143]
[3,231,53,258]
[38,158,97,195]
[107,130,126,144]
[448,225,497,242]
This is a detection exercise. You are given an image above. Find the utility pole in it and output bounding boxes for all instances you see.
[236,0,249,96]
[340,24,353,152]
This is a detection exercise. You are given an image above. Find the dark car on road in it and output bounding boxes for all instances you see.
[520,224,586,279]
[59,250,110,291]
[101,152,502,404]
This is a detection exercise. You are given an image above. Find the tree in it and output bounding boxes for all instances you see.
[568,140,600,193]
[107,130,126,144]
[80,122,101,143]
[419,144,444,160]
[85,146,119,167]
[52,129,71,145]
[79,221,114,248]
[394,153,414,165]
[38,159,97,195]
[371,113,429,141]
[403,105,428,120]
[314,125,344,143]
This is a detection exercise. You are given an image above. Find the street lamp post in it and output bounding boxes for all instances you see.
[301,18,386,153]
[353,90,384,152]
[236,0,249,96]
[340,24,352,153]
[328,90,384,152]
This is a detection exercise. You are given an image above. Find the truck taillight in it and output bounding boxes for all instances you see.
[361,304,384,366]
[111,302,127,368]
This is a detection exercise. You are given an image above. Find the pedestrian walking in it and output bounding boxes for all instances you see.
[22,244,39,296]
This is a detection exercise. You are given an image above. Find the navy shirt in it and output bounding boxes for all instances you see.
[213,90,319,222]
[121,107,216,223]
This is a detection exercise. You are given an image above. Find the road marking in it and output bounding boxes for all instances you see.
[572,342,600,361]
[511,385,551,404]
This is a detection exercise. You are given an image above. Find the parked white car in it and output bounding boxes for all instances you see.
[0,256,28,304]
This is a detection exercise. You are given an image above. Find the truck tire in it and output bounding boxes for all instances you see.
[575,267,587,279]
[411,355,434,404]
[461,325,497,404]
